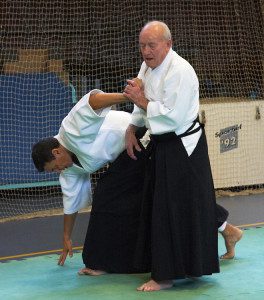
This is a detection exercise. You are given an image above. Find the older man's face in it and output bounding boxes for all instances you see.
[139,25,171,69]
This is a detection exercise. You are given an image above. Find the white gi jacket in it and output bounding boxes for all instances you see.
[55,89,131,214]
[131,48,202,156]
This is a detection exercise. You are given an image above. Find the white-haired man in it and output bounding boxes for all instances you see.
[124,21,242,291]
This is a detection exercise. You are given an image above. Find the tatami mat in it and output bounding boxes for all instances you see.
[0,227,263,300]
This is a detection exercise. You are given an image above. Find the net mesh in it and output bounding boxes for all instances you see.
[0,0,263,220]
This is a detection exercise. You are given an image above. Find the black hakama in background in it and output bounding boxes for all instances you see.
[82,147,150,273]
[134,127,220,281]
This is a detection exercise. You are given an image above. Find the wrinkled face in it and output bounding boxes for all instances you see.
[139,25,172,69]
[44,147,73,173]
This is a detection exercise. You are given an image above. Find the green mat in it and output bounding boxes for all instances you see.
[0,227,263,300]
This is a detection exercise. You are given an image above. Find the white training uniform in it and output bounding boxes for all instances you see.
[54,89,132,214]
[131,48,202,156]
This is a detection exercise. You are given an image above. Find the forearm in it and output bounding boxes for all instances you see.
[63,212,78,240]
[89,93,128,110]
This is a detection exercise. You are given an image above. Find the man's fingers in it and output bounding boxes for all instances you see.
[132,78,143,88]
[126,143,136,160]
[125,125,140,160]
[123,92,129,98]
[127,149,137,160]
[126,79,134,85]
[69,249,73,257]
[134,144,142,152]
[58,253,66,266]
[127,144,142,160]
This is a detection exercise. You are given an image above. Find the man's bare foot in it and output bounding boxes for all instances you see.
[137,279,173,292]
[220,223,243,259]
[78,267,107,276]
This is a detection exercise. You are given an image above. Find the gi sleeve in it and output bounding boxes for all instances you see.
[59,89,111,145]
[59,169,92,214]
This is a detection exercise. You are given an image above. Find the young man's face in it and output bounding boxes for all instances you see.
[139,25,171,69]
[44,147,73,173]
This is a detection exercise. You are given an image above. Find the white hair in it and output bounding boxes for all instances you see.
[142,21,172,41]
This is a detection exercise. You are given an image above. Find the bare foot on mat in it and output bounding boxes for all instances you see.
[220,224,243,259]
[78,267,107,276]
[137,279,173,292]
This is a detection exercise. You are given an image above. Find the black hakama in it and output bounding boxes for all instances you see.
[134,127,220,281]
[82,147,150,273]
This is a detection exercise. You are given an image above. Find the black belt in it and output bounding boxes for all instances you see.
[178,116,202,138]
[150,116,202,142]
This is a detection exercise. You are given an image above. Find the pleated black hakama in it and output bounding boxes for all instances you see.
[134,128,220,281]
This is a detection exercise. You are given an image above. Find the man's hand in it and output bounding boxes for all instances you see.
[58,237,73,266]
[131,78,143,89]
[123,79,149,111]
[125,124,141,160]
[58,212,77,266]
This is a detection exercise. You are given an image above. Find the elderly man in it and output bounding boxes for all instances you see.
[124,21,242,291]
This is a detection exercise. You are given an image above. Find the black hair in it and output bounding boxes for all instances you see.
[31,137,60,172]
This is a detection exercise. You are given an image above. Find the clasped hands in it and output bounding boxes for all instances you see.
[123,78,149,111]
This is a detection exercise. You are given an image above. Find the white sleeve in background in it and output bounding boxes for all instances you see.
[58,89,111,146]
[59,168,92,214]
[130,105,146,127]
